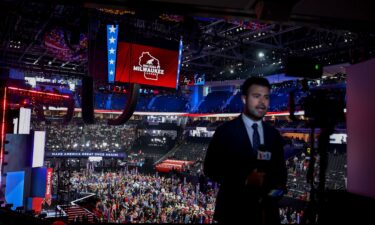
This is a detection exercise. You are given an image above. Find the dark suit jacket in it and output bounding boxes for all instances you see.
[203,115,287,224]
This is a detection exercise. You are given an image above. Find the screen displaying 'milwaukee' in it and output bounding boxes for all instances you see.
[115,42,179,89]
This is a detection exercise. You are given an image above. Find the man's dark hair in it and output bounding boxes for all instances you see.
[241,76,271,95]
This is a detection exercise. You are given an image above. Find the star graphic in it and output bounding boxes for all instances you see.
[109,59,115,64]
[109,48,115,54]
[109,70,114,75]
[109,25,116,33]
[109,36,116,44]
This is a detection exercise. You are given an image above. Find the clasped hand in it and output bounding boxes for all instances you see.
[245,169,265,187]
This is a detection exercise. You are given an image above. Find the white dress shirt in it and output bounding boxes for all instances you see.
[242,113,264,147]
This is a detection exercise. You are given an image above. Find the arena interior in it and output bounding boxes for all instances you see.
[0,0,375,224]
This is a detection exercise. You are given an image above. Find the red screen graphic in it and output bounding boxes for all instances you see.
[115,42,179,89]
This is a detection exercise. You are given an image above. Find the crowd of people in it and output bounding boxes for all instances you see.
[32,120,137,152]
[279,206,304,224]
[68,170,217,223]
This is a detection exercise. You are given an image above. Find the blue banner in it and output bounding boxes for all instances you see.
[45,151,126,158]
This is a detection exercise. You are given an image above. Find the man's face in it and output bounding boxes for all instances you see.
[242,84,270,121]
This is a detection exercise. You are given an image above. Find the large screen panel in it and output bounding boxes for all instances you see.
[5,171,25,210]
[115,42,180,88]
[4,134,33,173]
[111,23,182,89]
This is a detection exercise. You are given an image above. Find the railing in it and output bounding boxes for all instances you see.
[71,192,96,206]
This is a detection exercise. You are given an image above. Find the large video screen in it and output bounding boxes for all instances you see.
[115,42,181,89]
[5,171,25,210]
[108,24,182,89]
[4,134,33,173]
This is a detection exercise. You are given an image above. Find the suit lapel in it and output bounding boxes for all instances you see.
[262,121,272,151]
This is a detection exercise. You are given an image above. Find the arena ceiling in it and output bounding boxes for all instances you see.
[0,0,374,81]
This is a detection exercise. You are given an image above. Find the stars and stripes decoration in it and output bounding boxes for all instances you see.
[176,38,183,89]
[107,25,119,83]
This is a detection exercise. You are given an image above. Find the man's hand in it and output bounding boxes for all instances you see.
[245,169,265,187]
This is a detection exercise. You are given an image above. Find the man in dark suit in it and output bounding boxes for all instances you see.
[204,76,287,224]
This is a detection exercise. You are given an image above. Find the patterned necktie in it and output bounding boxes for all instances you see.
[252,123,260,153]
